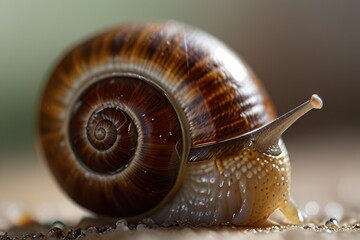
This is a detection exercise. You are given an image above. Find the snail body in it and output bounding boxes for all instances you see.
[38,21,322,226]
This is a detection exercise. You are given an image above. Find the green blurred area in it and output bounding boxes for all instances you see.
[0,0,204,151]
[1,0,359,157]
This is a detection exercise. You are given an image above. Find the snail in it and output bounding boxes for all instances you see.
[37,21,322,226]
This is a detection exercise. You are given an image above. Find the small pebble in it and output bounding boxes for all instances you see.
[50,220,67,230]
[67,228,85,239]
[325,218,340,231]
[47,227,64,239]
[116,219,129,231]
[86,226,97,233]
[0,233,9,240]
[139,218,156,227]
[95,226,112,234]
[32,233,46,239]
[354,223,360,230]
[129,224,136,230]
[136,223,148,231]
[303,225,313,230]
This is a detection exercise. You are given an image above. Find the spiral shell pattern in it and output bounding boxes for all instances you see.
[38,21,275,218]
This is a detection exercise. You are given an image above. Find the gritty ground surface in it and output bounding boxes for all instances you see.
[2,219,360,240]
[1,129,360,239]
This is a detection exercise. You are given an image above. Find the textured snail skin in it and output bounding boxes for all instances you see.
[38,21,302,226]
[153,140,297,225]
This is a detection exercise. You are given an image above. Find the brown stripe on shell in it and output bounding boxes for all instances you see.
[107,22,275,145]
[40,75,183,217]
[38,21,276,218]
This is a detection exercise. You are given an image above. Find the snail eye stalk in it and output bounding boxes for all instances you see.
[251,94,323,154]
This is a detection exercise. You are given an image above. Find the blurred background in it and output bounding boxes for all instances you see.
[0,0,359,228]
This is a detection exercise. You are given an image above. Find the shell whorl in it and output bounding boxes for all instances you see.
[41,74,185,217]
[38,21,276,218]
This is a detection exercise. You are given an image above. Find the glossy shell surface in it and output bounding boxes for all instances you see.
[38,21,276,218]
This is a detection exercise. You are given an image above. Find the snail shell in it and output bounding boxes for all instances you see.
[38,21,322,226]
